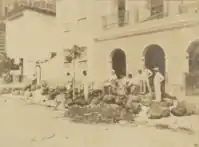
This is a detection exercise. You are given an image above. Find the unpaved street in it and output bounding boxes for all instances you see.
[0,96,197,147]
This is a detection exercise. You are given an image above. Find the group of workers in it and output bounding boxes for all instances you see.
[108,66,165,102]
[64,66,165,102]
[30,65,164,102]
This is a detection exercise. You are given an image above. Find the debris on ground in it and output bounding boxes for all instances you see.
[3,83,199,126]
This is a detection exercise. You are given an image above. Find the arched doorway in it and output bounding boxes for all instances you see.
[186,40,199,95]
[111,49,126,78]
[143,44,166,92]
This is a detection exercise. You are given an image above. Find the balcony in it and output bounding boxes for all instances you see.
[102,10,129,30]
[101,8,169,30]
[100,1,199,31]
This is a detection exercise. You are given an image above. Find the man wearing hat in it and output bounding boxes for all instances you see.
[140,66,153,94]
[153,67,164,102]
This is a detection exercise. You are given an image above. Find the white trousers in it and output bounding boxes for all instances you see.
[84,86,88,100]
[154,83,161,101]
[140,79,151,94]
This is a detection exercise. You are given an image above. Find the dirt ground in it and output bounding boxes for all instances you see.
[0,96,198,147]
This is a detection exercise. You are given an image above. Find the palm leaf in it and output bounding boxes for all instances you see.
[64,45,87,62]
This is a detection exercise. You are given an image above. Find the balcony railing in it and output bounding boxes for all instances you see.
[101,8,169,30]
[19,0,56,13]
[140,11,168,23]
[102,10,129,29]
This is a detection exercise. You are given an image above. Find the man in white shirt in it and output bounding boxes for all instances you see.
[141,66,153,94]
[153,67,164,102]
[31,73,37,85]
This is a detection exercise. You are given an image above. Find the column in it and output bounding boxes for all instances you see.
[182,53,189,96]
[164,55,169,93]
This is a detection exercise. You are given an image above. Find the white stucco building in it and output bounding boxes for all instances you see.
[57,0,199,95]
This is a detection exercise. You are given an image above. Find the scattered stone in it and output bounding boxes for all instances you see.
[161,98,174,107]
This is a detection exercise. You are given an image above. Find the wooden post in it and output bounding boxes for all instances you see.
[72,59,76,100]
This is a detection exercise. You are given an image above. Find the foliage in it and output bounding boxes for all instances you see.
[64,45,86,63]
[0,53,20,76]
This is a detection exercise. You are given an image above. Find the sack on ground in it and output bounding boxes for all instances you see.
[171,101,196,116]
[141,97,152,107]
[128,103,142,114]
[103,95,115,104]
[41,87,49,95]
[161,98,174,107]
[127,95,141,103]
[171,107,186,116]
[148,103,170,119]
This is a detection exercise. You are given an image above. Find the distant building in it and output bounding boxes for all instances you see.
[4,0,62,84]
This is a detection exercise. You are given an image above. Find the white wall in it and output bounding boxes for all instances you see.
[6,10,58,78]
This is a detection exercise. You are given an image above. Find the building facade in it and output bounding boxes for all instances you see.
[4,0,63,84]
[57,0,199,95]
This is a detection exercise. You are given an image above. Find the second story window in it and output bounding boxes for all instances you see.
[149,0,164,17]
[117,0,126,27]
[4,6,8,17]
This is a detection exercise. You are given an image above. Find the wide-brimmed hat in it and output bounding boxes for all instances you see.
[153,67,159,71]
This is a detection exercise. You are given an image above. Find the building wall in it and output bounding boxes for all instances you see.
[6,10,59,80]
[92,13,199,93]
[55,0,199,92]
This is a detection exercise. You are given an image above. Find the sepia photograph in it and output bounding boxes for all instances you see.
[0,0,199,146]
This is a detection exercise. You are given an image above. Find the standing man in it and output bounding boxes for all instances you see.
[129,70,142,95]
[82,70,89,101]
[141,66,153,94]
[31,73,37,85]
[153,67,164,102]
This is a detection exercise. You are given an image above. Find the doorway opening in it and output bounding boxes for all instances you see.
[186,41,199,95]
[111,48,126,78]
[144,44,166,92]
